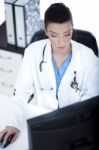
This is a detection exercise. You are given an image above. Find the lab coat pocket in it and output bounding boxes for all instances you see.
[69,88,82,103]
[38,89,58,109]
[70,88,88,103]
[59,86,83,107]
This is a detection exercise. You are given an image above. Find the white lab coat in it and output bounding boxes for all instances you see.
[6,39,99,130]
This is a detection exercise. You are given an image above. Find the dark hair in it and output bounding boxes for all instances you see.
[44,3,73,28]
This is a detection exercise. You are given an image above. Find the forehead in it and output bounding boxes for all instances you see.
[46,21,73,33]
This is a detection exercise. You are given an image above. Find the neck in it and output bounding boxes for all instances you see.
[52,45,71,68]
[52,43,71,55]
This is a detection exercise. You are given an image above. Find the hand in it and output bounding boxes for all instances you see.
[0,126,20,145]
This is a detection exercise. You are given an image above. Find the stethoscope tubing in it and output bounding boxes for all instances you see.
[39,44,79,92]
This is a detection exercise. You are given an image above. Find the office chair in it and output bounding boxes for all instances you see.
[31,29,98,56]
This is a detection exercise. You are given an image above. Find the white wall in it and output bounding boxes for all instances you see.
[40,0,99,48]
[0,0,99,48]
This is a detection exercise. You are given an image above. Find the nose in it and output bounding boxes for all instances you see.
[58,37,66,47]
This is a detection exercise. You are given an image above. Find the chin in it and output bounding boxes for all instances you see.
[58,47,67,52]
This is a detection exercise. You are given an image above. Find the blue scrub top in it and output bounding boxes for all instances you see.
[52,52,72,99]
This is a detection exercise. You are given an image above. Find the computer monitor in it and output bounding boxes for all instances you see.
[27,96,99,150]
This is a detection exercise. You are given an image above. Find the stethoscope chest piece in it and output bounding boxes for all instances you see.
[71,81,78,89]
[71,71,79,91]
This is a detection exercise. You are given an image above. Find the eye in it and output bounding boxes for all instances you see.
[64,33,71,37]
[50,35,57,37]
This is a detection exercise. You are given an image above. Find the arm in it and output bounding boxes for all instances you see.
[0,47,35,145]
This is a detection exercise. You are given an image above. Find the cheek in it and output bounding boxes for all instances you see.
[67,37,72,43]
[49,37,57,45]
[65,36,72,43]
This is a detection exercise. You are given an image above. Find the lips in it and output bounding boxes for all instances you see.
[58,47,66,50]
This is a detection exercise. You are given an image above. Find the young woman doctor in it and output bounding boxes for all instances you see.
[0,3,99,146]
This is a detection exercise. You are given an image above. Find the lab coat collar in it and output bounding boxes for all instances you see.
[60,40,82,85]
[44,39,81,71]
[40,39,56,91]
[44,39,81,64]
[43,39,52,62]
[40,39,81,91]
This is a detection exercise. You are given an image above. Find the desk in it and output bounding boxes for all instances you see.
[0,94,51,150]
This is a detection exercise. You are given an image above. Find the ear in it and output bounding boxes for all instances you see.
[44,28,48,36]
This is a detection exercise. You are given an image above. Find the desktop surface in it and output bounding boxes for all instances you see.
[27,96,99,150]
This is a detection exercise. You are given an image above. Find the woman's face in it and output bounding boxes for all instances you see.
[45,21,73,54]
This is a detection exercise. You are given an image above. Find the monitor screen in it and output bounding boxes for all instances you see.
[27,96,99,150]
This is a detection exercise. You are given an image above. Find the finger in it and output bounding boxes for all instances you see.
[11,132,20,143]
[3,129,16,144]
[0,130,7,141]
[3,129,20,144]
[2,132,11,145]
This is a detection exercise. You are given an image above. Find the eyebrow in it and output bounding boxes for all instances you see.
[49,29,71,34]
[49,31,58,34]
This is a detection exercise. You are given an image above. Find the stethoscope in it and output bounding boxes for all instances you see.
[39,44,47,72]
[39,44,79,92]
[71,71,79,92]
[27,71,79,103]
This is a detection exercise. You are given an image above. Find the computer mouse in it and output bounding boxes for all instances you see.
[0,134,14,148]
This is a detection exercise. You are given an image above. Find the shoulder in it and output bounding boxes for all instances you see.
[24,39,49,56]
[72,40,98,67]
[71,40,96,56]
